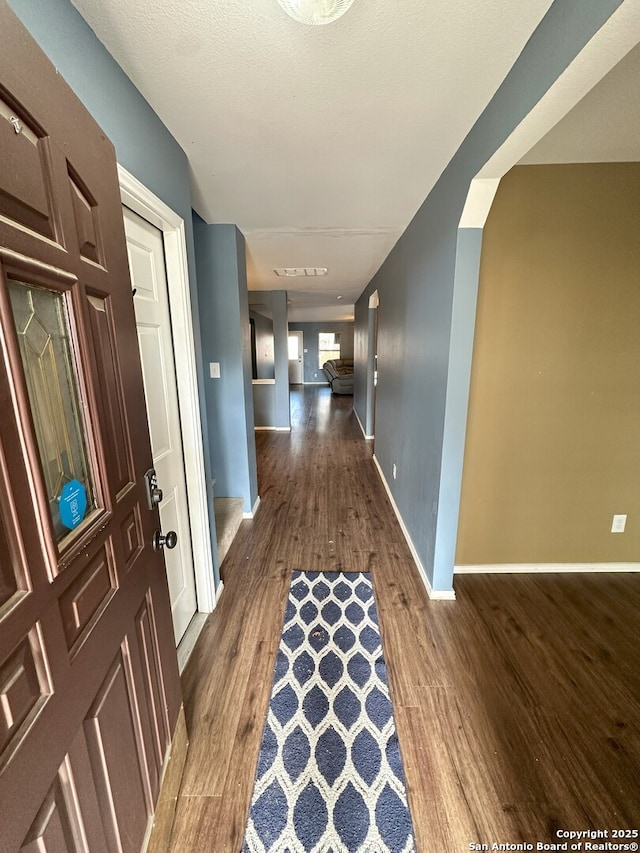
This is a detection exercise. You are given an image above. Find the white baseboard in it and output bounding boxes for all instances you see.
[304,381,330,385]
[177,612,208,674]
[254,426,291,432]
[244,496,261,519]
[215,580,225,603]
[455,563,640,574]
[372,454,456,601]
[354,409,374,440]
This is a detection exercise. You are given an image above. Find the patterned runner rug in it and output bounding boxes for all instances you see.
[242,571,415,853]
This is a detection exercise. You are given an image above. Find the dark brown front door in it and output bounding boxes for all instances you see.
[0,4,182,851]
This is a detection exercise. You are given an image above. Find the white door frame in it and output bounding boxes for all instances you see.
[118,165,216,615]
[288,330,304,384]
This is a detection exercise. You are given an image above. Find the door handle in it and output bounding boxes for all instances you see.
[153,530,177,551]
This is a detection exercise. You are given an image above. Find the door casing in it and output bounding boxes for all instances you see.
[125,208,198,647]
[288,330,304,384]
[119,167,216,632]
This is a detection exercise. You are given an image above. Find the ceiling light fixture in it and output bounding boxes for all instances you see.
[275,0,357,26]
[274,267,328,277]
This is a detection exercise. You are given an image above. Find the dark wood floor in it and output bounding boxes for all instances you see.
[167,386,640,852]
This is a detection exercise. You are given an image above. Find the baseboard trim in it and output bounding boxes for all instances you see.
[372,454,456,601]
[254,426,291,432]
[177,612,208,674]
[354,409,374,441]
[244,496,261,519]
[304,381,330,385]
[455,563,640,574]
[215,579,225,603]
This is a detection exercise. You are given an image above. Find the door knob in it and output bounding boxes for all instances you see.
[153,530,178,551]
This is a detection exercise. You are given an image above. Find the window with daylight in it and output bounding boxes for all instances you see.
[318,332,340,368]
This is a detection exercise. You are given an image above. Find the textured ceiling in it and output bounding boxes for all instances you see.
[70,0,555,320]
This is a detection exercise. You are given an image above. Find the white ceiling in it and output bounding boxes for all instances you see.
[70,0,557,320]
[521,40,640,164]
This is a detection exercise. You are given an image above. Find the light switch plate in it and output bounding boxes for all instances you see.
[209,362,220,379]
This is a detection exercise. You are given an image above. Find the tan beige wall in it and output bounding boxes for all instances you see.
[456,163,640,565]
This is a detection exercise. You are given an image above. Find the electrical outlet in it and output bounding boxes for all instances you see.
[392,463,397,480]
[611,514,627,533]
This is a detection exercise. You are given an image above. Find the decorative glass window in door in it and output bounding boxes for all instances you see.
[288,334,299,361]
[9,281,96,543]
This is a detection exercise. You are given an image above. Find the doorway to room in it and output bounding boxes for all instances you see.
[124,207,198,646]
[119,166,216,666]
[366,290,379,439]
[288,330,304,384]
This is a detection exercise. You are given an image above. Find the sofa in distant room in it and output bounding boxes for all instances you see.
[322,358,354,394]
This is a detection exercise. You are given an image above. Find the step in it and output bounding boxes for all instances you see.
[214,497,245,568]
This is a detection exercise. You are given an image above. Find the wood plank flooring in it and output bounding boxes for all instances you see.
[168,386,640,852]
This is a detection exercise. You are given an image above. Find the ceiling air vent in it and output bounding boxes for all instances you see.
[274,268,328,277]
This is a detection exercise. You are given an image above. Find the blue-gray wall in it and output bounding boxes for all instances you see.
[288,322,354,384]
[353,0,624,593]
[252,383,277,428]
[6,0,219,586]
[194,219,258,514]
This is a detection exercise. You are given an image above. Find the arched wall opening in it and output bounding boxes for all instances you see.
[431,3,640,592]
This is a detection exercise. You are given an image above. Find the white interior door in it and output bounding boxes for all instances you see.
[124,207,197,644]
[288,331,304,384]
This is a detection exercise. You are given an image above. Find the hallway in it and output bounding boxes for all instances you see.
[166,387,640,852]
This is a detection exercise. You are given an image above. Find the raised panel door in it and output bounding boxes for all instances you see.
[124,208,198,643]
[0,4,182,851]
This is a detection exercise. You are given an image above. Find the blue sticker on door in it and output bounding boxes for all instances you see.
[59,479,88,530]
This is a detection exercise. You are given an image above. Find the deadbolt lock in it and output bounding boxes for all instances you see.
[143,468,163,509]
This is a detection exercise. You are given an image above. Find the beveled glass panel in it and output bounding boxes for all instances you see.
[9,281,96,542]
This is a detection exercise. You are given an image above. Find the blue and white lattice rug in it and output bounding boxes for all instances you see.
[242,571,415,853]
